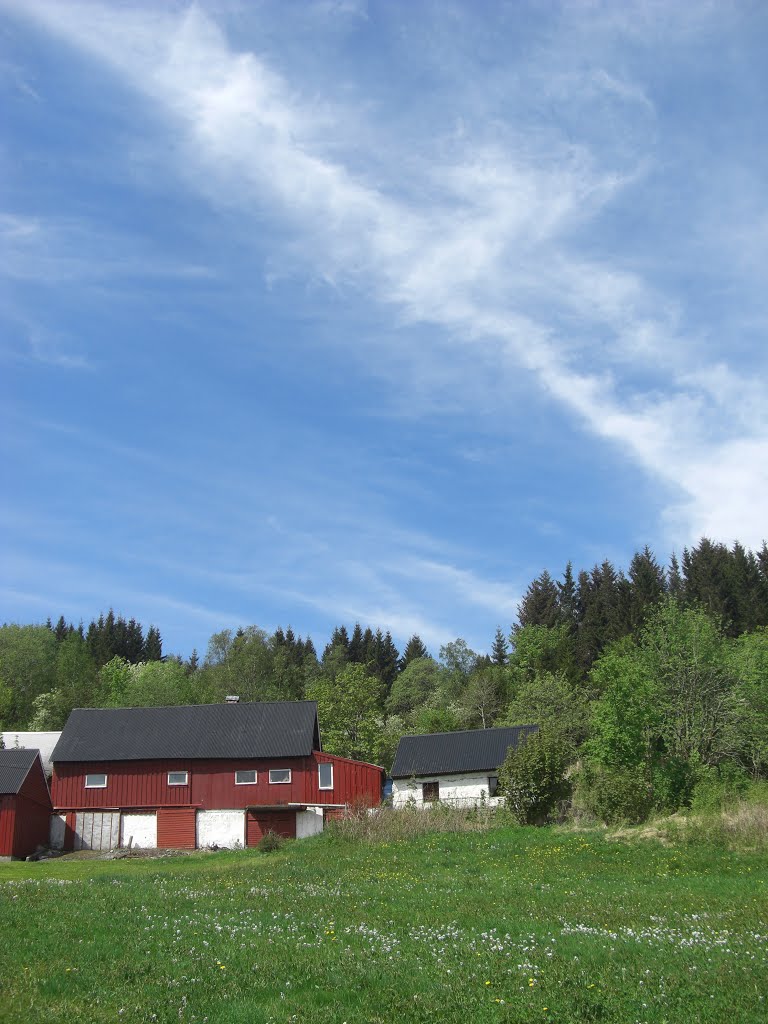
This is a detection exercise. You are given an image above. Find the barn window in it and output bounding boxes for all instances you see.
[422,781,439,802]
[269,769,291,784]
[318,763,334,790]
[488,775,499,798]
[235,770,257,785]
[85,773,107,789]
[167,771,189,786]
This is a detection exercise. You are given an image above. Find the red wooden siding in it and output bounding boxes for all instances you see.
[52,760,193,809]
[63,812,76,852]
[157,807,195,849]
[0,796,16,856]
[306,753,383,807]
[53,758,305,809]
[51,753,383,813]
[13,795,52,858]
[246,810,296,845]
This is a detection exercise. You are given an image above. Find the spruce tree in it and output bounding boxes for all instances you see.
[323,626,350,662]
[727,542,768,635]
[125,619,144,663]
[516,570,560,629]
[574,562,626,674]
[377,631,400,695]
[667,552,684,599]
[627,546,666,632]
[398,635,429,672]
[491,626,508,666]
[682,538,733,622]
[557,563,577,625]
[361,627,376,668]
[144,625,163,661]
[348,622,365,663]
[113,615,129,659]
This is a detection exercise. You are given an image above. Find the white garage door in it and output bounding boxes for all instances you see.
[196,810,244,849]
[121,813,157,849]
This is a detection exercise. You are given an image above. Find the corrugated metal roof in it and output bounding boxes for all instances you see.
[0,747,40,795]
[390,725,539,778]
[52,701,321,763]
[1,732,61,776]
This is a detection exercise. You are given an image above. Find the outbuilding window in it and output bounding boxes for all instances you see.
[422,781,439,802]
[85,773,107,789]
[269,769,291,784]
[488,775,499,798]
[318,763,333,790]
[235,770,257,785]
[167,771,189,786]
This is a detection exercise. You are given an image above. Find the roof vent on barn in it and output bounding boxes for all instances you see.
[225,695,240,703]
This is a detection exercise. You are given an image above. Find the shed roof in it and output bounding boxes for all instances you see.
[52,701,321,763]
[0,747,41,795]
[390,725,539,778]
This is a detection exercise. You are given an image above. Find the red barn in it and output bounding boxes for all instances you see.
[50,701,383,851]
[0,748,53,860]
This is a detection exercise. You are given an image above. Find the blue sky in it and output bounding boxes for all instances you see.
[1,0,767,658]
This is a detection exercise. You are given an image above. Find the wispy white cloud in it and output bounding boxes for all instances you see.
[4,0,767,560]
[389,559,520,619]
[0,210,213,285]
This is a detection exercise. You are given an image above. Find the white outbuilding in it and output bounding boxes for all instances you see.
[390,725,538,808]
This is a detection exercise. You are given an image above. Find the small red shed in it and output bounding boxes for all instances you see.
[0,748,53,860]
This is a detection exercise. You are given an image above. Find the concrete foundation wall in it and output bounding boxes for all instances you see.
[49,814,66,850]
[296,806,324,838]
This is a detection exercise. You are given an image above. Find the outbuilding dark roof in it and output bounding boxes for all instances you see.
[0,747,41,795]
[51,701,321,763]
[390,725,539,778]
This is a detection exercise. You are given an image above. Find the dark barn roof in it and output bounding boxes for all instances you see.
[52,701,321,763]
[391,725,539,778]
[0,747,41,795]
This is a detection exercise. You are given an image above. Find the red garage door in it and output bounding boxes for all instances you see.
[246,810,296,846]
[157,807,196,849]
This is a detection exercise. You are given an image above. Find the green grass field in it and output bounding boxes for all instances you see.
[1,825,766,1024]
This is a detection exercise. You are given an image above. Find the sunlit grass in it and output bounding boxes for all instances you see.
[1,824,766,1023]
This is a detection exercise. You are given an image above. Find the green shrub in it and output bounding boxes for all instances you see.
[575,763,654,825]
[689,762,752,813]
[258,830,286,853]
[498,730,572,825]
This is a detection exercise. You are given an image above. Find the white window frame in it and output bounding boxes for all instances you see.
[318,763,334,790]
[167,771,189,786]
[85,773,108,789]
[235,769,258,786]
[268,768,292,785]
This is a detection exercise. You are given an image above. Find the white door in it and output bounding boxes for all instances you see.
[196,810,245,848]
[120,813,157,849]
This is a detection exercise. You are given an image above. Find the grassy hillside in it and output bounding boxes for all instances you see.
[0,825,766,1023]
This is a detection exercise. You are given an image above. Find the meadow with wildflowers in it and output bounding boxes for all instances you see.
[0,824,766,1024]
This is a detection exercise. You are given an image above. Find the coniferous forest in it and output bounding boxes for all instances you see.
[1,536,767,824]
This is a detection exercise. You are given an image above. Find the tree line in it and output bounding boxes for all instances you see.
[1,537,767,823]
